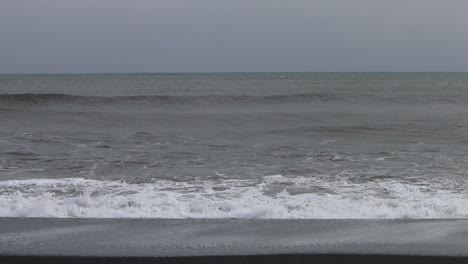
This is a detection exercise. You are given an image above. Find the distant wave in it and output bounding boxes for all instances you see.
[1,93,464,107]
[0,93,342,106]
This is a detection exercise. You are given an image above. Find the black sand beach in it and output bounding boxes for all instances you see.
[1,218,468,263]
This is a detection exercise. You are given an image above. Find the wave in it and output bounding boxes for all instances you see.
[0,93,340,106]
[1,175,467,219]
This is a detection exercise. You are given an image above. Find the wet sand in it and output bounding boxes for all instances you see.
[1,218,468,263]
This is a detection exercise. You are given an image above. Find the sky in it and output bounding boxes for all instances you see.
[1,0,468,73]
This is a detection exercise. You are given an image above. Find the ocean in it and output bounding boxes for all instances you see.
[0,73,467,219]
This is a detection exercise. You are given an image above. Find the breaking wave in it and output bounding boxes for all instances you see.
[1,175,468,219]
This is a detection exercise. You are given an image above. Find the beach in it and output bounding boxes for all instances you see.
[1,218,468,263]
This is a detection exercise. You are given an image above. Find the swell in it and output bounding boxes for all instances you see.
[0,93,344,106]
[1,93,465,107]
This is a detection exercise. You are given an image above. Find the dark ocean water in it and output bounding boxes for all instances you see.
[0,73,467,218]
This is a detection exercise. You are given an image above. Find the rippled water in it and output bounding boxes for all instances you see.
[0,73,467,218]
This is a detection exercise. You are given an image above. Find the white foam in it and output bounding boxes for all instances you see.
[1,175,468,219]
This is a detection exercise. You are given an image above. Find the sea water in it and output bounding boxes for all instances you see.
[1,73,467,218]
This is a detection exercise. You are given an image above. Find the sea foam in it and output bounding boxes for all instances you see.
[1,175,467,219]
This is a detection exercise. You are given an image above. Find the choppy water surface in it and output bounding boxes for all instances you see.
[1,73,467,218]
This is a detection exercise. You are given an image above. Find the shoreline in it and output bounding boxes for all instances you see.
[1,254,467,264]
[2,218,468,263]
[1,218,468,260]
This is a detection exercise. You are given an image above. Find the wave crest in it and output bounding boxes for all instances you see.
[1,176,467,219]
[0,93,337,106]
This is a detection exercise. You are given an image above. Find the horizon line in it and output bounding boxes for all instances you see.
[1,71,468,75]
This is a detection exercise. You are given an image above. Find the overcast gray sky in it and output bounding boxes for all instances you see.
[1,0,468,73]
